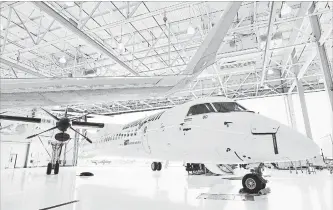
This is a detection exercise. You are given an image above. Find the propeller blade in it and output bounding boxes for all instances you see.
[72,121,104,128]
[64,107,68,118]
[69,126,92,144]
[26,126,58,139]
[41,108,59,121]
[0,115,42,123]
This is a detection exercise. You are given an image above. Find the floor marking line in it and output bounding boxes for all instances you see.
[39,200,79,210]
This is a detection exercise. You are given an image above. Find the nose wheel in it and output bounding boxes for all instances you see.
[242,174,266,193]
[46,142,63,175]
[151,162,162,171]
[241,163,268,194]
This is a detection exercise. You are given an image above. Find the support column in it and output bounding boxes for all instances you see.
[285,94,297,129]
[292,50,313,139]
[72,130,79,166]
[308,2,333,137]
[63,142,67,166]
[24,108,37,168]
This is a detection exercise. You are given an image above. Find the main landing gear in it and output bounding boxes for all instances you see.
[46,142,63,175]
[241,163,268,194]
[151,162,162,171]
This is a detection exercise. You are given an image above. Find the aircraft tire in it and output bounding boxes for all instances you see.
[151,162,157,171]
[46,163,52,175]
[242,174,263,194]
[261,182,266,189]
[54,161,60,175]
[157,162,162,171]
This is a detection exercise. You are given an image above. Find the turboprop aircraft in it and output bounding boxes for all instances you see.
[0,1,321,193]
[80,96,320,193]
[0,96,321,193]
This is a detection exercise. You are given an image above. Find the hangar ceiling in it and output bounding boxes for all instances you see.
[0,1,332,114]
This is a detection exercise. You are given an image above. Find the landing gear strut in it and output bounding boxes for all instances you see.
[46,142,64,175]
[151,162,162,171]
[241,163,267,194]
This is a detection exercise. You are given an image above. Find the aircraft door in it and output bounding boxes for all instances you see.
[180,103,216,158]
[141,125,151,154]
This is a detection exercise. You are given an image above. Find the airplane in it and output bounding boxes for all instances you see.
[0,96,321,193]
[79,96,320,194]
[0,1,321,194]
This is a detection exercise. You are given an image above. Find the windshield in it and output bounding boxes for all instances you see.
[187,103,215,116]
[212,102,248,113]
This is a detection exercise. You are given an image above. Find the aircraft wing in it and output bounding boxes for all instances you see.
[0,75,186,109]
[0,2,241,109]
[166,2,242,94]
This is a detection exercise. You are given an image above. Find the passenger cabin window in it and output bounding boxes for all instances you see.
[212,102,247,113]
[187,103,215,116]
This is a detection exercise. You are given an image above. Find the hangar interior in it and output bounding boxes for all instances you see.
[0,1,333,210]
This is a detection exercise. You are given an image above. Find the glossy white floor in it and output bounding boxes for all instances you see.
[1,165,332,210]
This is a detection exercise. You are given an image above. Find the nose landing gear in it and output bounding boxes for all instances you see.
[46,142,63,175]
[241,163,268,194]
[151,162,162,171]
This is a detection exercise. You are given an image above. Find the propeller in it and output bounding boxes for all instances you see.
[0,108,104,144]
[69,127,92,144]
[41,107,59,121]
[64,107,68,118]
[26,126,58,139]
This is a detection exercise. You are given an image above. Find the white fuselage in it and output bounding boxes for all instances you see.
[81,97,320,165]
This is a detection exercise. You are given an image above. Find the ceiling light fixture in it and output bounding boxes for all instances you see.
[118,42,124,52]
[187,24,195,35]
[59,56,67,64]
[65,2,75,7]
[187,5,195,35]
[280,2,292,17]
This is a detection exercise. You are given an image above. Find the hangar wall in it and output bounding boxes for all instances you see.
[0,142,28,169]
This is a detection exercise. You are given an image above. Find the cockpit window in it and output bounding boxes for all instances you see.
[212,102,247,113]
[187,103,215,116]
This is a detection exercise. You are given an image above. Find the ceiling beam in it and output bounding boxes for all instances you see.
[128,2,141,18]
[308,2,333,112]
[280,2,311,74]
[167,2,242,94]
[33,1,139,76]
[287,49,317,93]
[1,6,12,53]
[260,2,280,86]
[1,2,194,58]
[0,58,49,77]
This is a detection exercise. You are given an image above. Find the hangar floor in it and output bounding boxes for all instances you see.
[1,165,332,210]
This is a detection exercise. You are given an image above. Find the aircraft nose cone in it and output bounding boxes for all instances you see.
[244,114,320,162]
[276,125,320,160]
